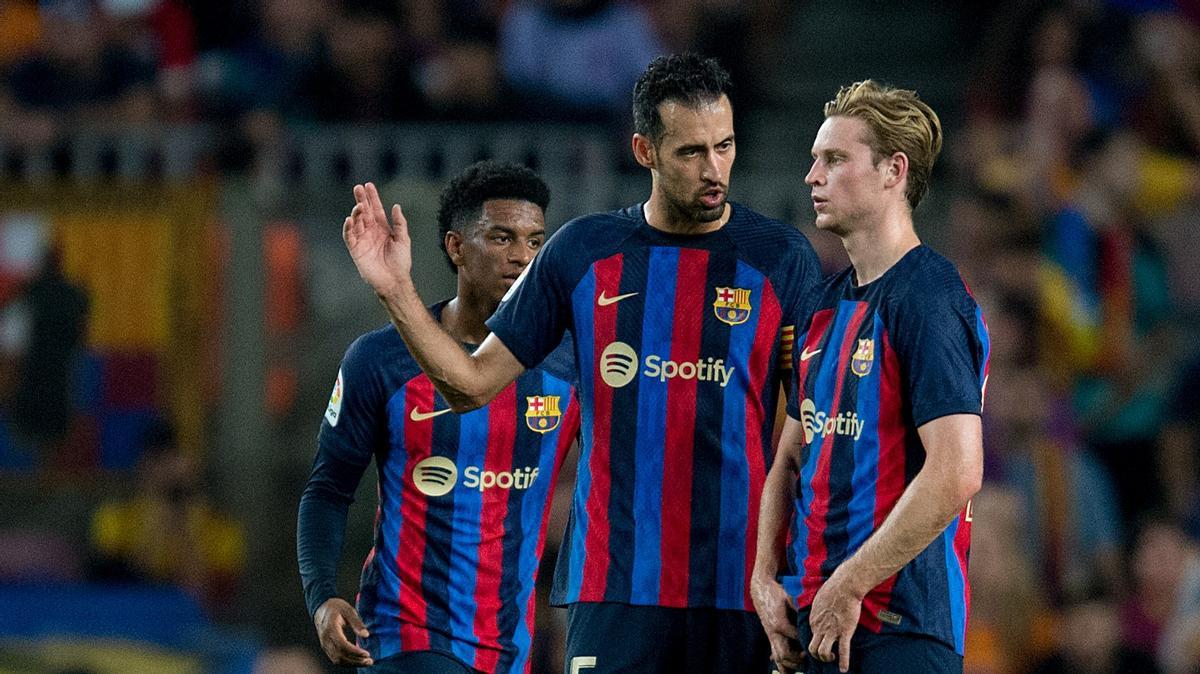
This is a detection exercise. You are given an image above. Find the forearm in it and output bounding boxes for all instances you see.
[755,459,796,581]
[755,417,804,582]
[833,467,976,598]
[376,279,499,410]
[297,488,352,617]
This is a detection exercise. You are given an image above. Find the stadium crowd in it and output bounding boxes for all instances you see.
[0,1,1199,672]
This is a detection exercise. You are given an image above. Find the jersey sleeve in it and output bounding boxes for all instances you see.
[487,227,576,369]
[893,284,990,428]
[298,336,386,617]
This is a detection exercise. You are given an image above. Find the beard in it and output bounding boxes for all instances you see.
[664,185,727,224]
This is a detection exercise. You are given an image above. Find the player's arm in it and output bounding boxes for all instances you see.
[751,414,806,674]
[298,345,387,667]
[297,446,375,667]
[807,413,982,671]
[343,182,524,411]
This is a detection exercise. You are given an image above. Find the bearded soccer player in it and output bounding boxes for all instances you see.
[298,161,580,674]
[342,54,821,672]
[751,81,990,674]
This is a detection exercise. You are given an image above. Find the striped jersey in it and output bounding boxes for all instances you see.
[782,245,990,654]
[487,203,821,611]
[301,309,580,673]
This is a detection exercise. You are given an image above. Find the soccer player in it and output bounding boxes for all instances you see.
[750,80,990,674]
[342,54,822,672]
[298,161,581,674]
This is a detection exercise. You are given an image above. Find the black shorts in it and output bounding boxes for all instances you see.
[360,650,478,674]
[795,614,961,674]
[564,601,772,673]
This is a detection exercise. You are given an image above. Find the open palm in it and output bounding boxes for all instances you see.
[343,182,412,295]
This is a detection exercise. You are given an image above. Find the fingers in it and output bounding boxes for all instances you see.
[391,204,408,243]
[838,625,854,673]
[346,608,370,640]
[365,182,388,223]
[768,634,805,672]
[322,616,373,667]
[810,631,836,663]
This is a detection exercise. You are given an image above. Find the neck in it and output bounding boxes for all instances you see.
[841,207,920,286]
[644,189,729,235]
[440,282,496,345]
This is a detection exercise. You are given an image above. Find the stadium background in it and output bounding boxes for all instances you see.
[0,0,1198,671]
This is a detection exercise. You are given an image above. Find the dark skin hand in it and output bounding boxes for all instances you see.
[314,597,374,667]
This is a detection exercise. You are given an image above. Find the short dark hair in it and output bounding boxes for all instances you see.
[633,53,733,145]
[436,160,550,273]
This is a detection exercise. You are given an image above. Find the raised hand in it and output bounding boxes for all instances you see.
[343,182,413,297]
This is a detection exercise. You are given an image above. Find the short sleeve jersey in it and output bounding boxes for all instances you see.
[316,311,580,673]
[782,245,990,654]
[487,202,822,611]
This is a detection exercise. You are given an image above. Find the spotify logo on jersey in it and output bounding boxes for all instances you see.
[799,398,864,444]
[413,456,458,496]
[599,340,736,389]
[600,342,639,388]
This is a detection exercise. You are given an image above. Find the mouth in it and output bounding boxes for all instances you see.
[698,188,726,210]
[812,196,828,211]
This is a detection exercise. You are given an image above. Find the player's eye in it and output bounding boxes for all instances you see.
[529,238,543,249]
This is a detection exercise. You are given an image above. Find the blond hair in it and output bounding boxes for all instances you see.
[824,80,943,209]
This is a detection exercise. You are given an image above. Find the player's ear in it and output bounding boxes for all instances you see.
[632,133,656,170]
[445,230,466,267]
[884,151,908,189]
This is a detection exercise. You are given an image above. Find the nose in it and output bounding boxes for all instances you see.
[804,160,822,186]
[509,241,534,267]
[701,150,722,183]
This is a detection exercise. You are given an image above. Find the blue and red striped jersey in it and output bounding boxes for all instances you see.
[302,309,580,673]
[782,245,990,655]
[487,203,822,611]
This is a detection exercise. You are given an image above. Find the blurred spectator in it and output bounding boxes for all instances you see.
[100,0,200,120]
[5,248,89,451]
[3,1,157,144]
[1030,592,1160,674]
[965,486,1052,674]
[1121,517,1200,666]
[1132,11,1200,155]
[399,0,504,117]
[498,0,663,123]
[987,359,1124,603]
[89,420,244,614]
[293,8,427,122]
[193,0,330,119]
[1161,355,1200,522]
[0,0,40,66]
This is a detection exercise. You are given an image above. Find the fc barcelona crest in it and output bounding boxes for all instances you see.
[525,395,562,433]
[851,339,875,377]
[713,287,753,326]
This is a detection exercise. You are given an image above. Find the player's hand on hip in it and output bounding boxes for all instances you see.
[751,574,805,673]
[807,572,863,673]
[344,181,413,297]
[314,597,374,667]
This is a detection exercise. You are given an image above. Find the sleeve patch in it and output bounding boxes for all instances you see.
[324,369,344,426]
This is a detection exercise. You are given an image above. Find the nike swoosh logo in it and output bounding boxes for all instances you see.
[800,348,822,362]
[410,407,451,422]
[597,291,638,307]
